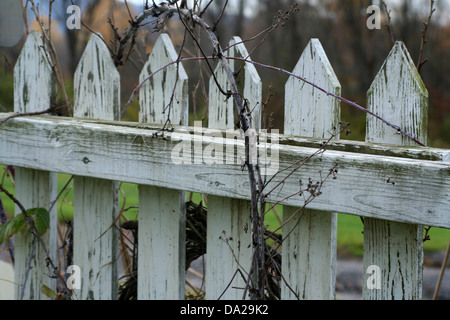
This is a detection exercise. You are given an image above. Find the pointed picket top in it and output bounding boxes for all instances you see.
[208,36,262,131]
[139,33,188,126]
[367,41,428,146]
[14,30,56,113]
[285,39,341,138]
[74,33,120,120]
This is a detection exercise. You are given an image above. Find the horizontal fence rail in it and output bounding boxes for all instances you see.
[1,115,449,229]
[1,31,449,300]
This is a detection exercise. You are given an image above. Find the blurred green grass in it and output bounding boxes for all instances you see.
[1,165,448,257]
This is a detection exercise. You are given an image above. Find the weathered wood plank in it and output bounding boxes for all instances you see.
[206,196,251,300]
[363,41,428,300]
[9,116,446,161]
[0,116,449,229]
[14,168,57,300]
[205,37,260,300]
[137,33,187,300]
[282,39,339,300]
[138,186,186,299]
[72,177,119,300]
[279,136,450,162]
[13,30,57,300]
[281,209,337,299]
[72,33,120,300]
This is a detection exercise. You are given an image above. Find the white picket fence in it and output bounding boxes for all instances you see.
[1,30,449,300]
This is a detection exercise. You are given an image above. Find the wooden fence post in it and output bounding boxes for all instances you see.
[281,39,340,300]
[363,41,428,300]
[13,30,58,300]
[137,33,188,300]
[73,34,120,300]
[205,36,261,300]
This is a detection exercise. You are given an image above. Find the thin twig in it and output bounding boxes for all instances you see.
[417,0,436,73]
[212,0,229,31]
[0,108,52,127]
[199,0,214,17]
[383,1,396,45]
[21,0,30,35]
[49,176,74,214]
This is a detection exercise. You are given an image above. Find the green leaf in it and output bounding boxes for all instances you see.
[41,284,57,300]
[0,208,50,245]
[27,208,50,235]
[5,213,26,238]
[0,222,7,245]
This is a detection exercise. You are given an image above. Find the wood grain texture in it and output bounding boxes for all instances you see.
[72,177,119,300]
[282,39,339,300]
[206,37,260,300]
[363,42,427,300]
[13,31,57,300]
[137,34,187,300]
[281,208,337,299]
[206,196,252,300]
[138,186,186,299]
[0,116,448,229]
[72,33,120,300]
[14,168,57,300]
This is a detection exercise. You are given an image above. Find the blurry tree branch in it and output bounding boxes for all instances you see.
[417,0,436,73]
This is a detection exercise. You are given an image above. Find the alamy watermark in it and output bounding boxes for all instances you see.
[66,265,81,290]
[171,121,280,176]
[366,265,382,290]
[66,5,81,30]
[367,5,382,30]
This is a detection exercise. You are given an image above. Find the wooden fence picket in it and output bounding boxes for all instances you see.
[281,39,341,300]
[363,41,428,300]
[72,33,120,300]
[13,30,58,300]
[205,37,261,300]
[137,33,188,300]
